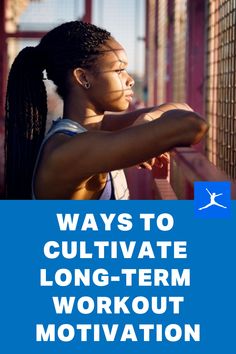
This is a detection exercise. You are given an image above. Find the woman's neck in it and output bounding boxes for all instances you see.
[63,98,104,130]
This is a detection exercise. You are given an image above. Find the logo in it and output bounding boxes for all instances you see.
[194,182,231,218]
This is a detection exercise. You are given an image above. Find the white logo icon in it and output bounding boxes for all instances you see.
[198,188,227,210]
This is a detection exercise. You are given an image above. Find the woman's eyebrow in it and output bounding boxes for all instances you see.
[118,59,128,65]
[110,59,128,68]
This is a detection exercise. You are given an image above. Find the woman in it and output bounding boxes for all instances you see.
[5,21,208,200]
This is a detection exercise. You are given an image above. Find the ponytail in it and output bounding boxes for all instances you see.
[5,21,112,199]
[4,46,47,199]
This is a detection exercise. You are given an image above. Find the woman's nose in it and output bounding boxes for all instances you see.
[128,74,135,87]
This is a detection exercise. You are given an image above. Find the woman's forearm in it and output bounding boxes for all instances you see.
[102,102,194,131]
[50,109,208,181]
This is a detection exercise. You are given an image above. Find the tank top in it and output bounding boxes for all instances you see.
[32,118,130,200]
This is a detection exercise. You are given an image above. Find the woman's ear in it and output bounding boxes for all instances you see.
[73,68,90,88]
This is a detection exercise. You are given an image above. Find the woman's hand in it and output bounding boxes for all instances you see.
[137,157,156,170]
[132,103,188,170]
[137,152,169,170]
[154,152,169,168]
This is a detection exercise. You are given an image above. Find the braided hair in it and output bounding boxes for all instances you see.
[4,21,111,199]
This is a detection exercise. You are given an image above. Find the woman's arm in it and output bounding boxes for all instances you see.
[103,102,194,170]
[102,102,193,131]
[37,109,208,198]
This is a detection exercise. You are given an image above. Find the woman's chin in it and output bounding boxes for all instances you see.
[113,102,130,112]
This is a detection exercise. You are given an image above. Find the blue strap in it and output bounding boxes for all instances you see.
[55,129,78,137]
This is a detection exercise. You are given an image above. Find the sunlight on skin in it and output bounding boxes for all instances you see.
[92,46,176,172]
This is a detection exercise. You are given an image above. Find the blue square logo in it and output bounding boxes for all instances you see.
[194,182,231,218]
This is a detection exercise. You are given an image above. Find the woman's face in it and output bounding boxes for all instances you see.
[87,38,135,113]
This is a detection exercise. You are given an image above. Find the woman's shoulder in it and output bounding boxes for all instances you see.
[40,117,87,154]
[47,117,87,137]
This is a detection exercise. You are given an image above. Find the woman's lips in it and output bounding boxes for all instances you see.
[125,92,134,102]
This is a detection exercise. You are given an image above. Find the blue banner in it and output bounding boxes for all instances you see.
[0,200,235,353]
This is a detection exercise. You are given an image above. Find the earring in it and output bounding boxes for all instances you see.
[84,82,91,89]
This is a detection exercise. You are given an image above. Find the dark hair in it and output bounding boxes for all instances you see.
[4,21,111,199]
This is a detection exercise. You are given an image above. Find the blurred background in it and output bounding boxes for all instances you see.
[0,0,235,199]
